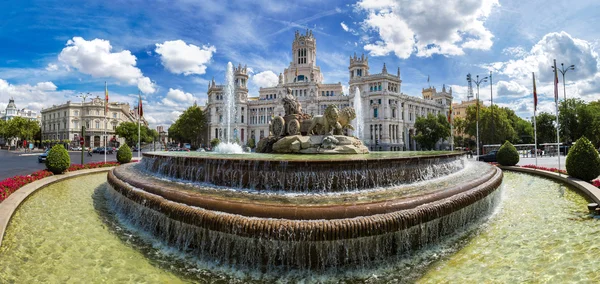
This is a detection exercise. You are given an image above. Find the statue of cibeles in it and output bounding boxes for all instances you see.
[282,87,302,116]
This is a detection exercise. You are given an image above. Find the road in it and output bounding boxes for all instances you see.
[0,149,121,180]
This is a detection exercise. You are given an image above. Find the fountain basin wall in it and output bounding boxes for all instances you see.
[107,154,503,269]
[140,152,466,192]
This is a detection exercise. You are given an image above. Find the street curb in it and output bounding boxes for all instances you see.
[0,167,114,247]
[499,166,600,204]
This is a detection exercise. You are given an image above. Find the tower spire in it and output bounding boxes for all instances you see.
[382,63,387,74]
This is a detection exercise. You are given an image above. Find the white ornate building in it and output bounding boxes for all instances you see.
[1,98,40,122]
[206,30,452,151]
[40,96,147,147]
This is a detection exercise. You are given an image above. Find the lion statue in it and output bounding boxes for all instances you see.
[307,105,339,135]
[333,106,356,135]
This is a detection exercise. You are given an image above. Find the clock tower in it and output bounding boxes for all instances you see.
[285,29,322,83]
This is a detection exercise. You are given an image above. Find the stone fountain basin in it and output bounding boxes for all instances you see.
[107,163,502,241]
[139,151,467,192]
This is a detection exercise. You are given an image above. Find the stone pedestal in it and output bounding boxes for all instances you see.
[267,134,369,154]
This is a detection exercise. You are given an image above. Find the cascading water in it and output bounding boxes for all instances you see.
[217,62,244,154]
[353,86,364,141]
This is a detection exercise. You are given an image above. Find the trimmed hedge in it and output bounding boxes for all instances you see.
[117,144,133,164]
[497,141,519,166]
[45,144,70,174]
[566,136,600,181]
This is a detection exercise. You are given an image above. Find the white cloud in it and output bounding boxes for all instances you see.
[341,22,349,32]
[0,79,68,112]
[482,31,600,103]
[155,40,216,76]
[251,71,279,88]
[58,37,156,94]
[502,46,528,58]
[164,88,195,104]
[45,63,58,71]
[495,80,529,98]
[356,0,499,58]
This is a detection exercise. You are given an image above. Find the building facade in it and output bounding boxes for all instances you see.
[205,30,452,151]
[1,98,40,122]
[40,96,146,147]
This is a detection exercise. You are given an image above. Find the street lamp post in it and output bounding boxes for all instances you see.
[489,71,494,145]
[473,74,488,157]
[552,63,575,144]
[77,92,90,165]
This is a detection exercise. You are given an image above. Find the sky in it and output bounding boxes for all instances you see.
[0,0,599,129]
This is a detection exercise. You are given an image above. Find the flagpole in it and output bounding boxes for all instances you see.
[553,59,561,175]
[138,92,141,160]
[532,72,538,167]
[104,81,107,163]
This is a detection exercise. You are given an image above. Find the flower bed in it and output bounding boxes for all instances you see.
[67,161,119,172]
[0,162,119,202]
[522,164,567,175]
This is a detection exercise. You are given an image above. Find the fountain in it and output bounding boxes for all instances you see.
[104,92,503,271]
[353,86,364,141]
[215,62,244,154]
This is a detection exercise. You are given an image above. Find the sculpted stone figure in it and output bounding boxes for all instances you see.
[307,105,339,135]
[282,87,301,116]
[334,106,357,135]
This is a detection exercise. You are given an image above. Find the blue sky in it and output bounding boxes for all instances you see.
[1,0,599,127]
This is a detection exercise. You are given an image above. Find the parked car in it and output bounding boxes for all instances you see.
[72,146,82,151]
[92,147,102,153]
[38,149,50,163]
[98,147,114,154]
[477,150,498,162]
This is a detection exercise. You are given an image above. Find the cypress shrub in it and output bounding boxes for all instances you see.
[497,141,519,166]
[566,136,600,181]
[117,144,132,164]
[45,144,70,174]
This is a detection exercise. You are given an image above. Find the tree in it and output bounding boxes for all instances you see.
[115,122,154,147]
[414,113,450,150]
[536,112,557,145]
[168,104,207,148]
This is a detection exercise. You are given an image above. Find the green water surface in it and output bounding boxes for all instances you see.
[1,171,599,283]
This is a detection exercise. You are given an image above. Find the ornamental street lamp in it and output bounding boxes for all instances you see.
[473,74,488,157]
[77,92,91,164]
[552,63,575,143]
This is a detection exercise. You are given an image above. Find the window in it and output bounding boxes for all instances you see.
[378,99,381,104]
[113,112,116,118]
[74,111,79,116]
[96,121,100,129]
[374,108,378,118]
[357,69,362,76]
[64,111,67,117]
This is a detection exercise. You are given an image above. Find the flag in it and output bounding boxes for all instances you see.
[138,93,143,118]
[553,59,559,103]
[104,82,109,115]
[448,104,452,123]
[532,72,537,111]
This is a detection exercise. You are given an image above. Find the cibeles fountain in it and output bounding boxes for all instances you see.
[106,82,503,271]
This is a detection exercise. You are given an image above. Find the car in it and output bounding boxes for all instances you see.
[92,147,102,153]
[477,150,498,162]
[98,147,114,154]
[38,149,50,163]
[72,146,82,151]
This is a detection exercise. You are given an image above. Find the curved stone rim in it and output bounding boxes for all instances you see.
[107,167,503,241]
[109,166,499,220]
[0,167,115,247]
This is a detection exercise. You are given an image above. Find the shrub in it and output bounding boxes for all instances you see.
[566,136,600,181]
[117,144,132,163]
[496,141,519,166]
[247,138,256,149]
[45,144,70,174]
[210,138,221,148]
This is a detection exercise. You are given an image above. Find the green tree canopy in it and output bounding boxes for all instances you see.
[168,104,206,148]
[535,112,557,145]
[414,113,450,150]
[115,122,155,147]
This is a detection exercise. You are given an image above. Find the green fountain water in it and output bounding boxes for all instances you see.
[1,171,598,282]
